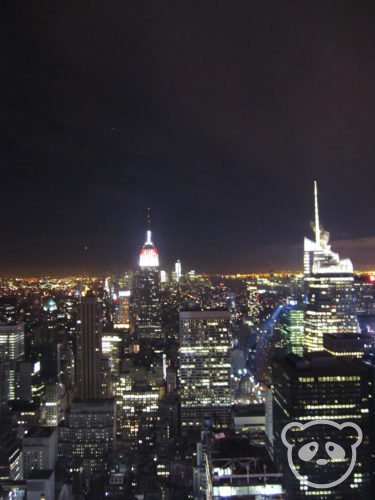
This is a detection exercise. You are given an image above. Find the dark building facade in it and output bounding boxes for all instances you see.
[133,268,162,341]
[76,294,102,400]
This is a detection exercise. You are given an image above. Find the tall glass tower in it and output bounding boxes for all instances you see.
[279,305,304,357]
[304,182,359,352]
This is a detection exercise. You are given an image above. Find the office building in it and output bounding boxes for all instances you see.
[133,268,162,340]
[179,310,232,430]
[27,470,55,500]
[0,323,25,400]
[175,260,182,282]
[43,382,63,426]
[58,399,116,476]
[101,333,122,375]
[23,427,57,478]
[160,269,168,285]
[16,359,44,402]
[246,282,262,324]
[39,342,61,381]
[304,182,359,352]
[272,352,371,498]
[76,293,102,399]
[278,305,304,357]
[323,332,375,358]
[114,378,160,450]
[114,289,131,330]
[114,352,163,449]
[0,296,18,324]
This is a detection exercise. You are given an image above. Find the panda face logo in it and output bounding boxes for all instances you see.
[281,419,362,489]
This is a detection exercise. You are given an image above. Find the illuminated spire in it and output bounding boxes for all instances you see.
[139,208,159,267]
[314,180,320,245]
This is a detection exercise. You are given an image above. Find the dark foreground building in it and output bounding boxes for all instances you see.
[271,352,371,499]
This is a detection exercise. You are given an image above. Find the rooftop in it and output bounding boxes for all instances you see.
[28,469,54,480]
[209,437,278,481]
[273,351,367,377]
[233,404,265,417]
[179,309,230,319]
[24,426,56,439]
[71,398,115,411]
[324,333,374,341]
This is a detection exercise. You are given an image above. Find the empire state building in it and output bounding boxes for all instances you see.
[139,229,159,268]
[133,213,163,341]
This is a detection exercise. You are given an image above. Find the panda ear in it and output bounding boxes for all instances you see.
[340,422,363,447]
[281,422,305,448]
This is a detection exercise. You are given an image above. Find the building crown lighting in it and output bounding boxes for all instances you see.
[139,209,159,268]
[304,181,354,275]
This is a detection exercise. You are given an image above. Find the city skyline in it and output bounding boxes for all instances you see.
[2,2,375,274]
[3,3,375,499]
[0,183,374,277]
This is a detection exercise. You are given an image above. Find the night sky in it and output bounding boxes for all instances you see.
[2,1,375,275]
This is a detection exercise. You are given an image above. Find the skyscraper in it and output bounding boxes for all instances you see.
[278,305,304,357]
[272,352,371,498]
[133,211,163,341]
[304,182,359,352]
[114,377,159,450]
[0,323,24,400]
[179,310,232,430]
[76,293,102,400]
[114,290,131,330]
[174,260,182,282]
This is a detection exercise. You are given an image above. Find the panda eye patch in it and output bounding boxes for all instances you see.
[325,441,345,460]
[298,441,318,461]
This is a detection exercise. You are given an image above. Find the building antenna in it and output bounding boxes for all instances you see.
[314,181,320,245]
[146,208,152,244]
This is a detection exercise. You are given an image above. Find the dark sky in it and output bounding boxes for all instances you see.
[1,1,375,275]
